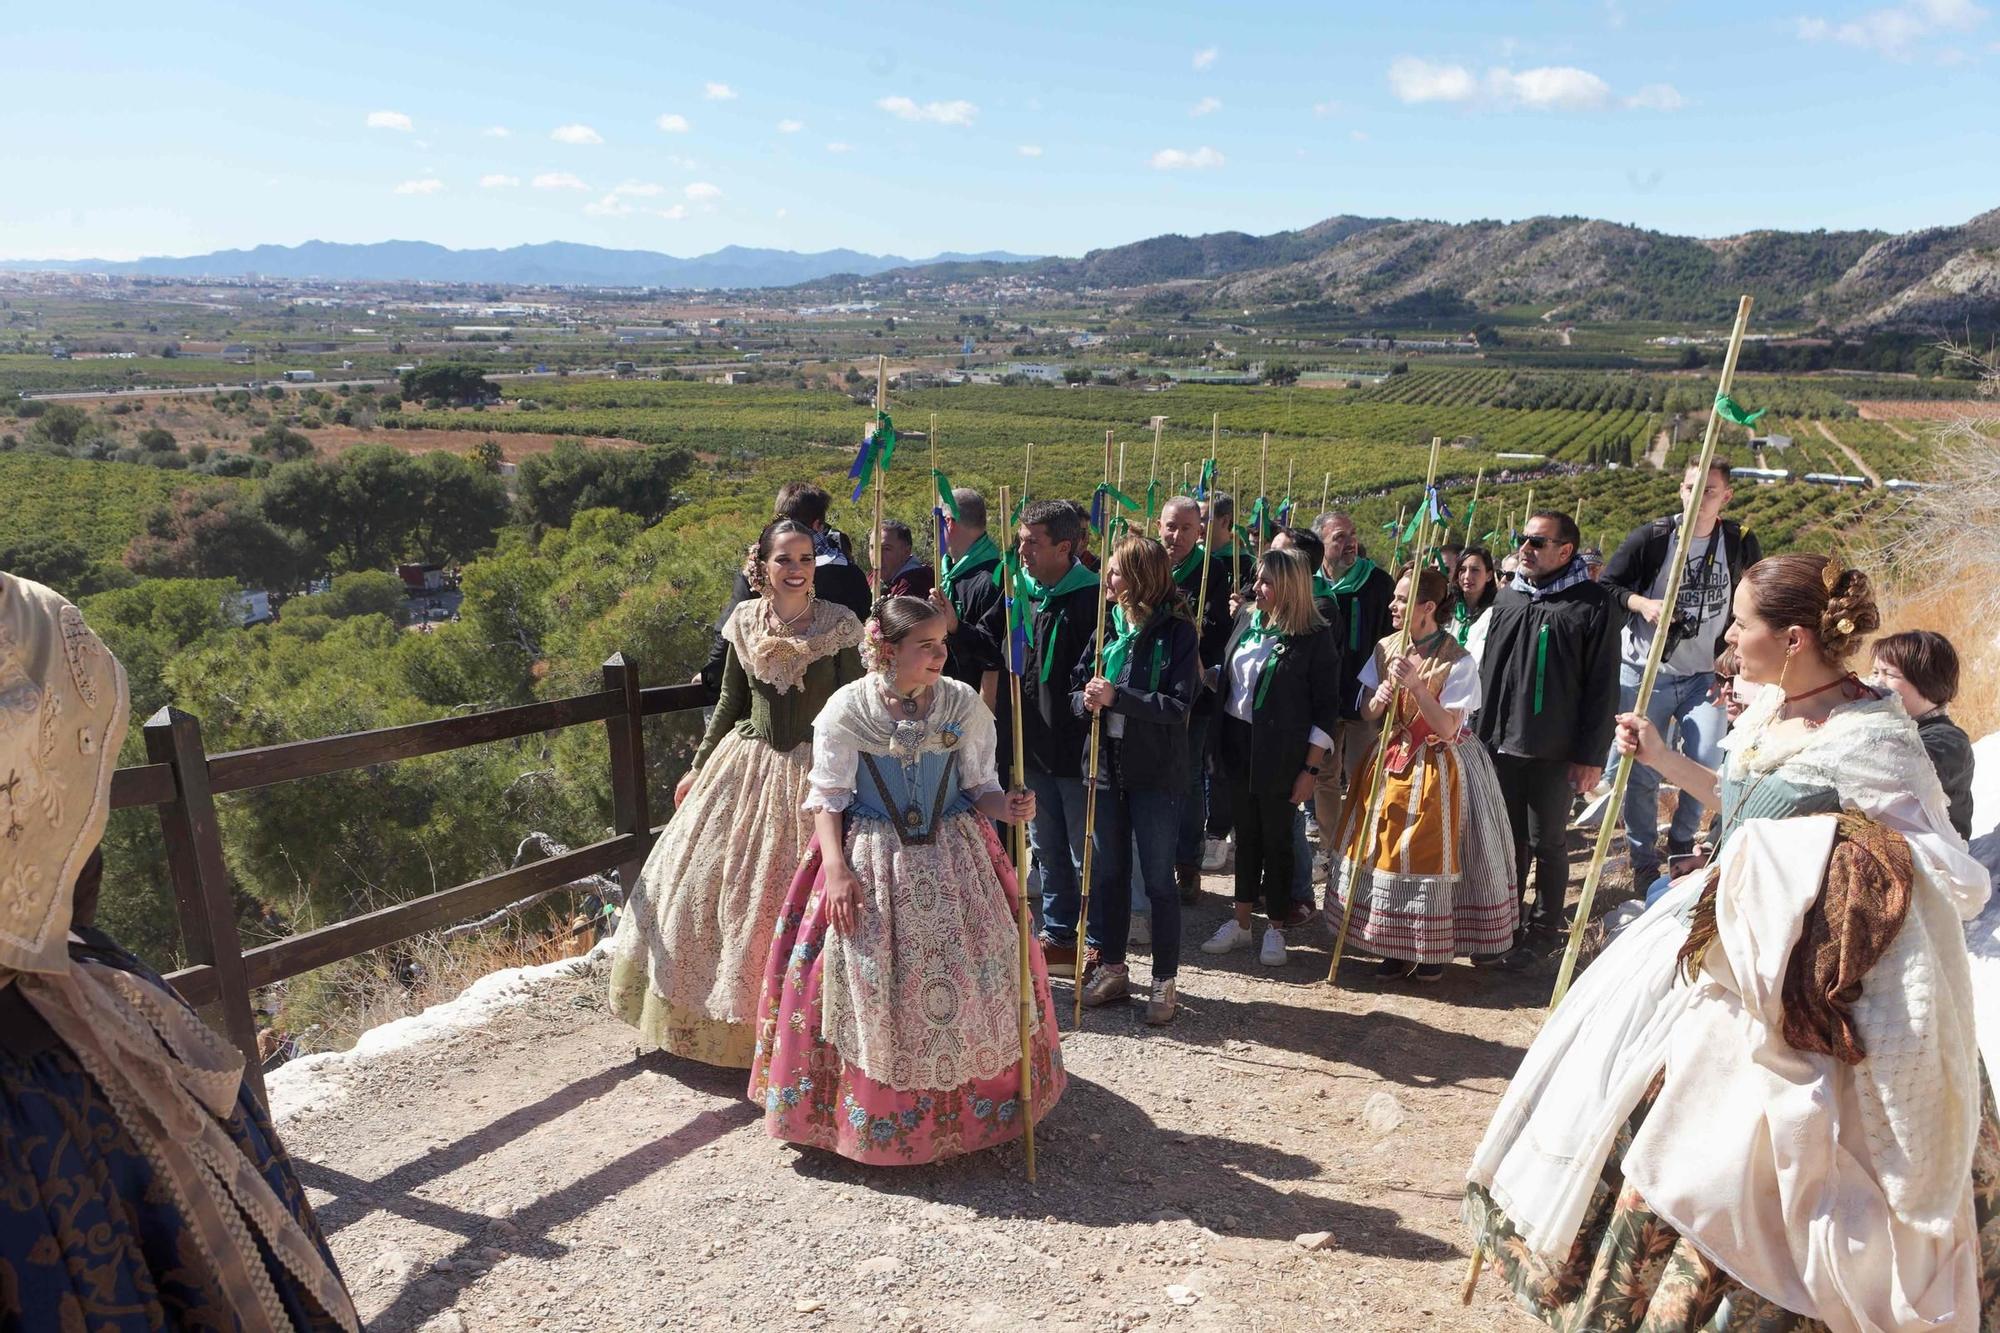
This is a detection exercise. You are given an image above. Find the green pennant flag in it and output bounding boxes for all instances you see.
[932,469,960,520]
[1144,479,1162,522]
[1714,391,1765,428]
[1401,506,1425,542]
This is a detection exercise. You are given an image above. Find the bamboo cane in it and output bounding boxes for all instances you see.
[1073,434,1115,1025]
[1116,438,1129,540]
[931,411,946,584]
[1256,433,1270,560]
[1574,495,1584,524]
[1182,461,1191,496]
[1024,441,1034,510]
[1327,437,1446,987]
[1321,471,1331,516]
[1284,456,1295,528]
[1549,294,1755,1009]
[997,484,1037,1184]
[871,356,888,584]
[1462,467,1487,547]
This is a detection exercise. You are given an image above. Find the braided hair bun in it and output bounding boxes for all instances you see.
[1818,561,1880,661]
[1742,553,1881,665]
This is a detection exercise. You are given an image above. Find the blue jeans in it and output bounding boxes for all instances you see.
[1620,665,1725,879]
[1175,713,1211,866]
[1089,785,1183,977]
[1025,767,1091,945]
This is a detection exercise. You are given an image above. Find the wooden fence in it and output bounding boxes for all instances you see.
[108,654,704,1100]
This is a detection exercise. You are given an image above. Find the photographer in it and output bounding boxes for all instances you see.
[1598,459,1761,886]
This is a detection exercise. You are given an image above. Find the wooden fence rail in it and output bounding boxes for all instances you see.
[108,656,704,1100]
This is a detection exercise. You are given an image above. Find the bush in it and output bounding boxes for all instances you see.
[137,426,177,452]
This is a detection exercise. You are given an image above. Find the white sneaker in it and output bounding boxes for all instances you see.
[1129,913,1152,946]
[1200,920,1252,954]
[1259,927,1288,967]
[1199,837,1232,873]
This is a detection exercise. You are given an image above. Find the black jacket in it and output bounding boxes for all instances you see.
[940,553,1005,690]
[1474,568,1620,767]
[1325,562,1394,720]
[1067,606,1198,793]
[1917,711,1976,842]
[1175,547,1246,719]
[1600,516,1761,661]
[1214,610,1344,798]
[698,555,872,702]
[999,567,1101,779]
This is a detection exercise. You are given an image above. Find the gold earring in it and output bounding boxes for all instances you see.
[1777,647,1796,700]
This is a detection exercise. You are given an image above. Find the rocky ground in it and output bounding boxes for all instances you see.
[276,846,1633,1333]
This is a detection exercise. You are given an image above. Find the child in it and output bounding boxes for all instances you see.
[1871,629,1975,841]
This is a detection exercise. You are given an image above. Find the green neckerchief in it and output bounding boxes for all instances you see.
[1101,604,1143,685]
[1311,572,1338,602]
[941,532,1000,598]
[1327,556,1379,650]
[1241,610,1286,710]
[1451,597,1474,645]
[1170,543,1206,586]
[1022,559,1099,683]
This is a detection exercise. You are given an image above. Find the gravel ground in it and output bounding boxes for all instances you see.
[278,845,1632,1333]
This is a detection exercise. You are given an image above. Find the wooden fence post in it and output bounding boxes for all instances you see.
[143,705,265,1101]
[601,654,653,895]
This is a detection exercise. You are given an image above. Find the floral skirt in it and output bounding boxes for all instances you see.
[607,730,815,1068]
[1465,1077,2000,1332]
[1331,739,1516,964]
[747,812,1066,1166]
[0,971,349,1332]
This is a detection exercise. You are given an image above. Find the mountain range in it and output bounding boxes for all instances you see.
[0,240,1039,290]
[7,210,1997,327]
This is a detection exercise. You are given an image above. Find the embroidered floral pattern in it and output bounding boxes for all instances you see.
[721,599,863,696]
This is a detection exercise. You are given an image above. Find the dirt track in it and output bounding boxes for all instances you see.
[275,839,1634,1333]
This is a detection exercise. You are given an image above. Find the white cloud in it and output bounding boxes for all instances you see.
[1193,46,1218,70]
[1490,65,1612,109]
[479,173,521,188]
[393,177,444,195]
[1388,57,1479,103]
[1351,129,1370,142]
[656,113,691,133]
[366,110,413,132]
[585,193,634,217]
[1625,82,1688,111]
[1018,144,1044,157]
[550,123,604,145]
[1796,0,1987,55]
[1312,99,1342,117]
[1190,95,1223,116]
[482,125,510,138]
[656,204,689,221]
[826,140,853,153]
[664,153,699,169]
[775,207,789,219]
[532,171,590,190]
[704,81,738,100]
[611,180,666,197]
[875,95,978,126]
[1150,146,1225,170]
[684,181,723,201]
[776,118,805,133]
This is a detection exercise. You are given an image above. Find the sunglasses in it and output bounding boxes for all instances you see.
[1518,534,1559,550]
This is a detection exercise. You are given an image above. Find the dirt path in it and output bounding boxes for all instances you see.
[275,855,1634,1333]
[1875,418,1918,443]
[1646,426,1672,470]
[1813,420,1882,486]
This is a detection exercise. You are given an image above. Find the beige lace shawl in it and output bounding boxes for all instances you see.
[0,574,358,1333]
[719,597,862,694]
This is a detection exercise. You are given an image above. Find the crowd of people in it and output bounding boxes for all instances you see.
[2,444,1992,1329]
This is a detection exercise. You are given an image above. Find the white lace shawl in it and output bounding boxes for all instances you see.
[719,598,862,695]
[802,676,1001,815]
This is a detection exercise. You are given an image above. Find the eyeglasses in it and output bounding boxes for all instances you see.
[1518,534,1558,550]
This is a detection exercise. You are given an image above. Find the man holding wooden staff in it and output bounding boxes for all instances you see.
[1472,511,1618,946]
[1159,494,1235,903]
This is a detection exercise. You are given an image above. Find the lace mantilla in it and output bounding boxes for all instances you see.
[720,598,862,695]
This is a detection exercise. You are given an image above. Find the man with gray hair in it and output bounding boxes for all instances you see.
[927,487,1005,707]
[1310,508,1394,848]
[1160,494,1236,901]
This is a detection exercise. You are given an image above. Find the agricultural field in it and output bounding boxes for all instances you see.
[0,452,252,559]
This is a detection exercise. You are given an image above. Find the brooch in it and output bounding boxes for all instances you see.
[939,721,963,750]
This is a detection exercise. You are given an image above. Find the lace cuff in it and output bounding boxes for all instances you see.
[803,786,854,814]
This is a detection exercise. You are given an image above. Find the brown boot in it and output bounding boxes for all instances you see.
[1176,863,1201,904]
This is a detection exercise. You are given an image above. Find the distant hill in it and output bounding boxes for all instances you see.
[866,210,1999,329]
[0,240,1042,290]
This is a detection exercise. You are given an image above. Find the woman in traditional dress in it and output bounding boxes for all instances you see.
[1449,546,1499,662]
[749,596,1064,1165]
[1465,554,2000,1332]
[608,518,864,1067]
[0,573,358,1332]
[1072,535,1199,1024]
[1330,567,1517,982]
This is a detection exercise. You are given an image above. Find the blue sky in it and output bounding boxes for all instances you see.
[5,0,1997,261]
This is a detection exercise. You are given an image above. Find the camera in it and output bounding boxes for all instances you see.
[1665,606,1702,651]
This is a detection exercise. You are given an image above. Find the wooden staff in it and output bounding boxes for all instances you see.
[1073,433,1115,1025]
[1573,494,1584,524]
[1327,437,1445,987]
[1284,456,1295,527]
[1461,467,1487,547]
[870,355,888,583]
[1467,295,1758,1308]
[997,483,1037,1184]
[1182,461,1191,496]
[1023,441,1034,510]
[1116,438,1129,540]
[1148,415,1165,523]
[1321,471,1331,515]
[931,410,946,583]
[1256,432,1270,559]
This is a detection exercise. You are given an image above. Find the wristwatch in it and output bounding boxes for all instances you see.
[1305,763,1323,776]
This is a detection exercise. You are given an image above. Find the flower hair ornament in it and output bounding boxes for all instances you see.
[860,617,892,675]
[1821,556,1855,636]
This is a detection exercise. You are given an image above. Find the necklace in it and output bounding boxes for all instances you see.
[878,685,935,831]
[767,595,814,633]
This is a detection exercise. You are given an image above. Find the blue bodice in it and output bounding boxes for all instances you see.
[851,747,979,842]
